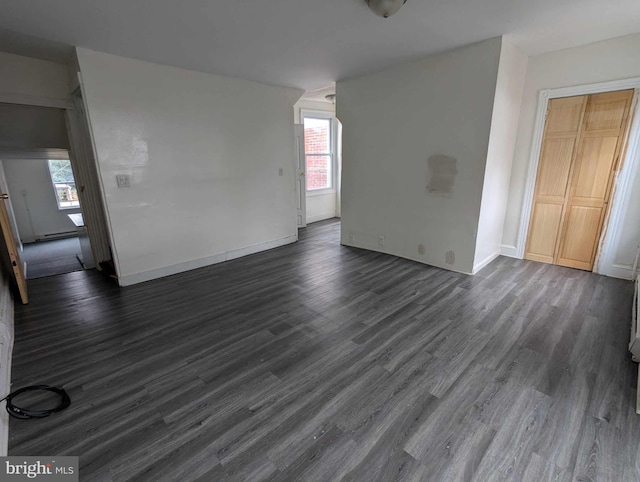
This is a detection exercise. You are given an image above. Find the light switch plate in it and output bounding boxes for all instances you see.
[116,174,131,188]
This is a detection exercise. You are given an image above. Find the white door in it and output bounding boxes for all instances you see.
[294,124,307,228]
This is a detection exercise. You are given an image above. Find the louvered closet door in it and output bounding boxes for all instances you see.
[525,89,634,271]
[525,96,586,264]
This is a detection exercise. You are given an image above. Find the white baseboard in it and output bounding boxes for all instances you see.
[118,235,298,287]
[306,212,337,224]
[341,241,474,275]
[600,263,634,280]
[473,251,501,274]
[500,244,519,258]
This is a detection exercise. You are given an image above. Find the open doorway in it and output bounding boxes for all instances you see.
[293,84,342,229]
[0,92,113,297]
[1,154,87,279]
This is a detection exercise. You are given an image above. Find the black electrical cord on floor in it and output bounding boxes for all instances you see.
[0,385,70,419]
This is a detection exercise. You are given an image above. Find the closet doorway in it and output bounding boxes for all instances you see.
[524,89,634,271]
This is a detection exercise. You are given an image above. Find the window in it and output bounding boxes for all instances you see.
[47,159,80,209]
[303,115,334,191]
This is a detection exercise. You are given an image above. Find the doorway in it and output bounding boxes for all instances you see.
[524,89,635,271]
[1,154,86,279]
[0,93,113,302]
[293,87,342,230]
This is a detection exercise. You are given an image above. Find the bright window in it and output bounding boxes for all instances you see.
[47,159,80,209]
[303,116,333,191]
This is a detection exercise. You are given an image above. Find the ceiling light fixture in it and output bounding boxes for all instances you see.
[325,94,336,104]
[366,0,407,18]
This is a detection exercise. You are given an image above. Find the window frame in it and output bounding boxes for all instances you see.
[47,159,80,210]
[301,109,337,196]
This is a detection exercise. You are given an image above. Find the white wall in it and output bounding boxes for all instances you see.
[337,37,502,274]
[2,158,80,243]
[294,99,339,224]
[76,48,303,285]
[0,51,69,102]
[0,103,69,150]
[473,40,528,272]
[502,33,640,277]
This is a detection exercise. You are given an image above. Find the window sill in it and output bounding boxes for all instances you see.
[57,205,81,211]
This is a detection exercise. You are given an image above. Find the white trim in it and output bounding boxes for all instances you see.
[301,109,337,193]
[118,235,297,287]
[306,212,337,224]
[602,263,635,280]
[516,77,640,264]
[0,92,73,110]
[596,90,640,276]
[473,250,501,274]
[341,240,474,275]
[306,188,336,197]
[46,159,80,211]
[77,72,122,275]
[542,77,640,98]
[516,89,549,259]
[500,244,518,258]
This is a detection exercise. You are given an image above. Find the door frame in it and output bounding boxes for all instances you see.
[294,124,307,229]
[517,77,640,277]
[0,88,115,275]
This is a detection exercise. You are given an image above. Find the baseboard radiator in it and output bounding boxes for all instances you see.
[36,231,77,241]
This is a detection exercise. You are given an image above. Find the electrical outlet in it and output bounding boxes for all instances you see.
[278,168,284,177]
[116,174,131,188]
[348,233,355,243]
[378,235,385,247]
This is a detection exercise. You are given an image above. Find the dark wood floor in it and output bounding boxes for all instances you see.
[9,219,640,481]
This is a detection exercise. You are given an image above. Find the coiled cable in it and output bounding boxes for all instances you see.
[0,385,70,419]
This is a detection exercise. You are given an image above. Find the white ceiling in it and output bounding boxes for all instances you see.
[0,0,639,91]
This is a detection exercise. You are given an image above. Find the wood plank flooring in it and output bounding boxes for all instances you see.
[8,219,640,481]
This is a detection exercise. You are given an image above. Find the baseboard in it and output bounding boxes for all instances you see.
[473,251,501,274]
[500,244,519,258]
[118,235,298,287]
[600,263,635,280]
[306,212,336,224]
[340,241,473,276]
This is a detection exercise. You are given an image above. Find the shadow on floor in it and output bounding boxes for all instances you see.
[21,237,84,279]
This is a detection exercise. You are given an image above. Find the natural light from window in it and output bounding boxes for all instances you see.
[47,159,80,209]
[303,116,333,191]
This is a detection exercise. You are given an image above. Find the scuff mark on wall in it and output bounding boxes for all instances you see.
[445,250,455,265]
[427,154,457,196]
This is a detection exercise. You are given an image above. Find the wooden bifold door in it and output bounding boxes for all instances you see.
[525,89,634,271]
